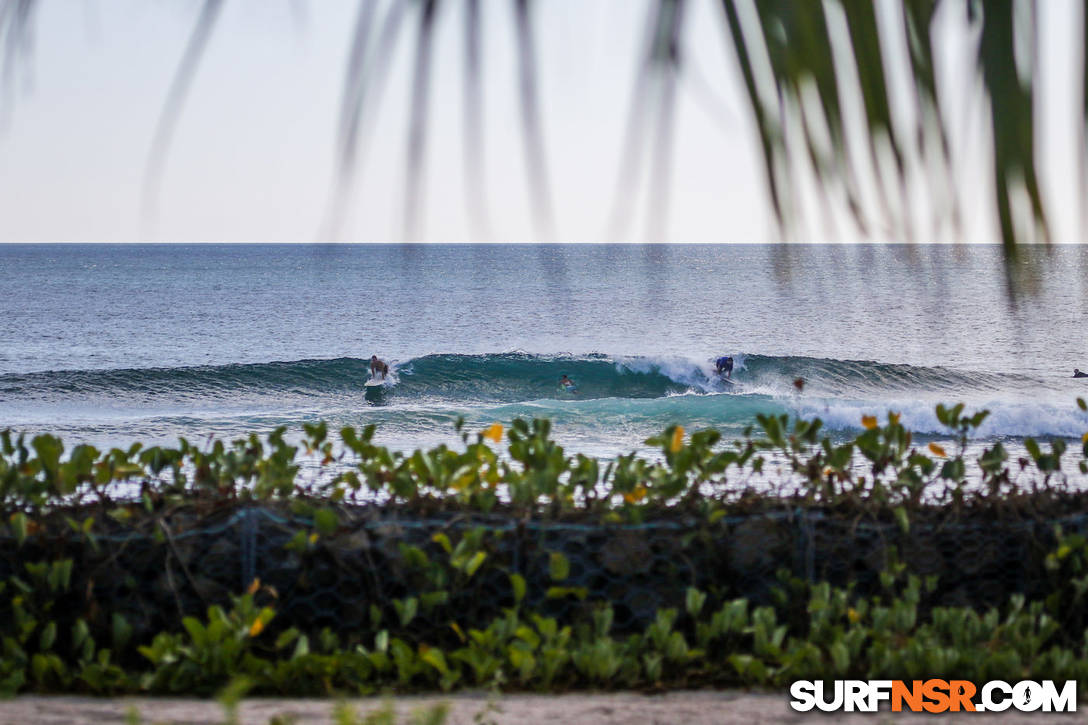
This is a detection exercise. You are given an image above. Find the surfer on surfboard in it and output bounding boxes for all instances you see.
[715,356,734,379]
[559,374,578,393]
[370,355,389,381]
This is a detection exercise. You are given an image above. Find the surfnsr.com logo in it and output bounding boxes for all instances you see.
[789,680,1076,713]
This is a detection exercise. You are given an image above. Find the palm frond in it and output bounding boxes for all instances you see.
[461,0,492,239]
[605,0,686,243]
[142,0,225,223]
[403,0,439,241]
[0,0,39,119]
[322,0,409,240]
[720,0,1066,267]
[1,0,1083,273]
[977,0,1047,255]
[513,0,555,240]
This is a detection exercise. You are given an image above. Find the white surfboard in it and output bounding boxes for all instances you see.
[364,378,385,387]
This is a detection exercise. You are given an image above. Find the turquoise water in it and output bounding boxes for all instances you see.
[2,243,1088,457]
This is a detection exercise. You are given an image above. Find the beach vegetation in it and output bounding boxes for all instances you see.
[2,402,1088,696]
[5,398,1082,517]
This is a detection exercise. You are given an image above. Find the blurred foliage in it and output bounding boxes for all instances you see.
[722,0,1059,292]
[1,0,1079,262]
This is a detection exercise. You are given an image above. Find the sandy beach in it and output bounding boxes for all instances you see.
[4,691,1086,725]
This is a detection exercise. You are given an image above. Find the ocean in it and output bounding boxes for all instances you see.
[2,243,1087,461]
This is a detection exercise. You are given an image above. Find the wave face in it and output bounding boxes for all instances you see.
[0,354,724,405]
[733,354,1010,396]
[0,352,1030,401]
[393,354,719,401]
[1,358,374,401]
[2,353,1086,447]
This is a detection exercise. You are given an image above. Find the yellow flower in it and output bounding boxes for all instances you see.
[928,442,947,458]
[484,424,503,443]
[670,426,685,453]
[246,578,260,595]
[861,415,878,430]
[248,618,265,637]
[623,486,648,503]
[847,608,860,624]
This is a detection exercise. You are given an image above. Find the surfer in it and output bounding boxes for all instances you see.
[559,374,578,393]
[370,355,389,380]
[1075,369,1088,378]
[715,356,734,378]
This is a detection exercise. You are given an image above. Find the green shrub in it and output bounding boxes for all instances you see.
[1,400,1088,695]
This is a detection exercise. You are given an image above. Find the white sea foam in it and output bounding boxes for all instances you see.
[790,397,1088,439]
[613,354,719,392]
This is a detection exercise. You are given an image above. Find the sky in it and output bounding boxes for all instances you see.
[0,0,1082,243]
[0,0,768,243]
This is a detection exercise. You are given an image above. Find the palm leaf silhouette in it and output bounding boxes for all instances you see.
[0,0,1079,272]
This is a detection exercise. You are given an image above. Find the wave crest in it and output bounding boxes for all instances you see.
[3,353,1083,440]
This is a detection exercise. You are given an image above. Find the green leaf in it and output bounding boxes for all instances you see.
[549,552,570,582]
[830,640,849,672]
[182,617,206,648]
[431,532,452,554]
[31,654,50,684]
[10,513,27,546]
[546,586,588,600]
[464,551,487,577]
[275,628,300,650]
[285,530,308,552]
[420,591,449,610]
[419,646,449,675]
[39,621,57,651]
[685,588,707,617]
[71,619,90,651]
[112,613,132,652]
[893,506,909,534]
[510,573,527,604]
[394,598,418,627]
[49,560,73,592]
[728,653,753,677]
[313,507,338,535]
[399,544,430,570]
